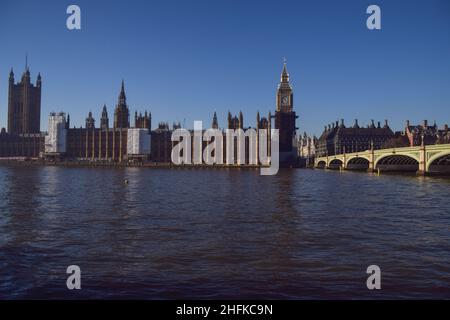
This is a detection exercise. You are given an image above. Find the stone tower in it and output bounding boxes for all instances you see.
[85,111,95,129]
[100,104,109,130]
[212,112,218,129]
[114,80,130,128]
[275,62,298,164]
[8,65,42,134]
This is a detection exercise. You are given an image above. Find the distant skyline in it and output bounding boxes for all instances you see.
[1,0,450,136]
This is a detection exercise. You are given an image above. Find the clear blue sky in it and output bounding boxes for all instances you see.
[0,0,449,136]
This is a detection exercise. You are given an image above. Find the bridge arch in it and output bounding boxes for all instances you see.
[345,155,370,166]
[375,154,419,172]
[374,153,419,168]
[426,151,450,172]
[316,160,326,168]
[328,158,343,169]
[346,156,370,170]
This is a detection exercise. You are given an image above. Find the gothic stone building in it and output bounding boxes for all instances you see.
[63,81,151,162]
[298,132,318,167]
[275,63,298,165]
[0,66,44,158]
[149,63,295,165]
[317,119,394,157]
[405,120,450,146]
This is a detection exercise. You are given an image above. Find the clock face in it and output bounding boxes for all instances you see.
[282,96,289,106]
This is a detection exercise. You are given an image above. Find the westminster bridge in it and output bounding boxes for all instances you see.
[314,143,450,175]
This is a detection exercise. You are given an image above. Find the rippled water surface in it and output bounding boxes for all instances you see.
[0,165,449,299]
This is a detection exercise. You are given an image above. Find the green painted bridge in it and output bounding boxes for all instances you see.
[314,143,450,175]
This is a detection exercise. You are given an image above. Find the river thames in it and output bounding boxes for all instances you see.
[0,165,449,299]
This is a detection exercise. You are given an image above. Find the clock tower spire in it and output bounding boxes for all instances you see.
[274,60,298,166]
[276,61,293,112]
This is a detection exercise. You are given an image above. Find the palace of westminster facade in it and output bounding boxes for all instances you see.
[2,63,448,165]
[0,63,298,165]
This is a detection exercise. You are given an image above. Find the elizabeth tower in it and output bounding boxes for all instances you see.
[275,62,298,164]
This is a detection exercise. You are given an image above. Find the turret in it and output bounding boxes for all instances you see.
[239,111,243,129]
[119,79,126,104]
[66,113,70,129]
[256,111,260,130]
[86,111,95,129]
[22,66,31,84]
[114,80,130,128]
[9,68,14,84]
[36,72,42,87]
[212,111,218,129]
[101,104,109,130]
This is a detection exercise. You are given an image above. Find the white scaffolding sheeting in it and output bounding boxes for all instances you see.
[45,112,67,153]
[127,128,151,155]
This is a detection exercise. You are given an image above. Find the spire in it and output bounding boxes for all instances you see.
[36,72,41,87]
[257,111,260,127]
[119,79,126,104]
[281,58,289,83]
[101,105,109,130]
[66,113,70,129]
[212,111,218,129]
[239,111,243,129]
[23,53,30,79]
[9,68,14,82]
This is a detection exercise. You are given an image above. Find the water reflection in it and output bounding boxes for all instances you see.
[0,166,449,299]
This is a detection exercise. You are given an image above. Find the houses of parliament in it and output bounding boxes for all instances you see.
[0,62,299,165]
